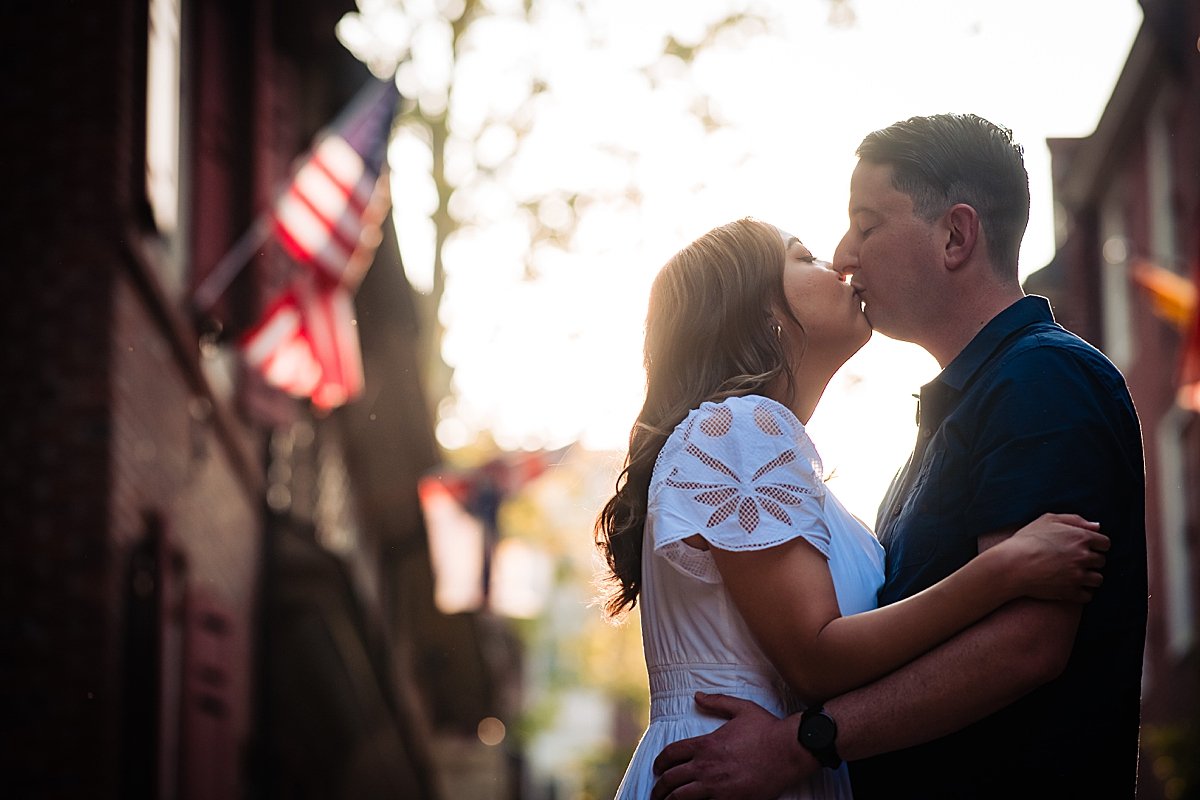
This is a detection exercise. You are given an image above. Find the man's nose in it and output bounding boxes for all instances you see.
[832,234,857,278]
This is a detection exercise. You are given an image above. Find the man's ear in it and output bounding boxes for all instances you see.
[944,204,980,271]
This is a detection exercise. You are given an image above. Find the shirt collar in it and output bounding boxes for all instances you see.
[935,295,1055,393]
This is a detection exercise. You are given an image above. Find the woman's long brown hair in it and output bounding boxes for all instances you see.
[594,218,800,618]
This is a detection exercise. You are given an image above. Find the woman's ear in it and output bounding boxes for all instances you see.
[766,314,782,340]
[944,204,980,271]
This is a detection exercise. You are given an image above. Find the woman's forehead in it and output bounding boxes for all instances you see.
[772,225,802,248]
[772,225,811,250]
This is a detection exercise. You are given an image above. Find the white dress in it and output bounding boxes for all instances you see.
[614,395,885,800]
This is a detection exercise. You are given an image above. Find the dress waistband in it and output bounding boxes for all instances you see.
[647,663,800,720]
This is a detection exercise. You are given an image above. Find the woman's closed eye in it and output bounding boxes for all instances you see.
[789,244,816,262]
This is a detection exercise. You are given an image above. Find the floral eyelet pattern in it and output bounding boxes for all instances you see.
[663,398,819,536]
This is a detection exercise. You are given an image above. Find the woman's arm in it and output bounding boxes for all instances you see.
[710,513,1105,705]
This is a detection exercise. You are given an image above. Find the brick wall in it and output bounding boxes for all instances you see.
[2,1,266,796]
[4,1,129,795]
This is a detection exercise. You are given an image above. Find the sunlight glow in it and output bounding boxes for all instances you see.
[348,0,1142,522]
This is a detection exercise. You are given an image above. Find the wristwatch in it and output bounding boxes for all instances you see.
[797,706,842,769]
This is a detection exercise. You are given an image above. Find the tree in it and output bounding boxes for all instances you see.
[336,0,822,450]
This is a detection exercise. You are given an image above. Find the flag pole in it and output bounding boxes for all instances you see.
[192,213,274,315]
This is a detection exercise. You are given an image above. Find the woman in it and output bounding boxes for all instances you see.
[596,218,1107,799]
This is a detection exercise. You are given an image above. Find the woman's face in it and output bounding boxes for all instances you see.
[776,228,873,364]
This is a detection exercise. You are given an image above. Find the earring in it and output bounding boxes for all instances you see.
[772,321,782,340]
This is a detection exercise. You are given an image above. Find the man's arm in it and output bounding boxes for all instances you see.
[651,528,1082,800]
[829,528,1081,759]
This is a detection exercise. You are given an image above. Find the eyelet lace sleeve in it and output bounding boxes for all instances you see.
[647,395,830,583]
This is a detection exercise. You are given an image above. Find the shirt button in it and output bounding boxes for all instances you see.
[892,506,901,517]
[923,429,933,439]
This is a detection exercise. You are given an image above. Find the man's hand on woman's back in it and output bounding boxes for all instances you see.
[650,693,820,800]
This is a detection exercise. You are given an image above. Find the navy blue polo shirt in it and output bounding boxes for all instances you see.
[849,296,1147,799]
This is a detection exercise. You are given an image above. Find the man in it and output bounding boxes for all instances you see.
[650,113,1147,799]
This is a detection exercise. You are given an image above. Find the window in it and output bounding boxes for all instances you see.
[1146,89,1179,274]
[1099,181,1134,370]
[1157,407,1195,657]
[145,0,187,295]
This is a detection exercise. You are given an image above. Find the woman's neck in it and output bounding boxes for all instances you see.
[767,363,837,425]
[791,373,832,425]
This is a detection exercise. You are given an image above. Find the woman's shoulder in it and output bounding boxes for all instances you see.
[648,393,832,562]
[671,394,806,444]
[653,393,823,489]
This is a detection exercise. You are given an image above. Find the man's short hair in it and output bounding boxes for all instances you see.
[857,113,1030,275]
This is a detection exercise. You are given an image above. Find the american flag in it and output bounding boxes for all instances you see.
[240,79,398,409]
[241,278,364,410]
[419,448,569,613]
[273,79,399,287]
[1179,267,1200,412]
[1131,258,1200,412]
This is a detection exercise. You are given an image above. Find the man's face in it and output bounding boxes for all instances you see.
[833,160,942,345]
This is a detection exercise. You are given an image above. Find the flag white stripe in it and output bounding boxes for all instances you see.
[292,159,372,243]
[315,137,366,188]
[293,162,354,225]
[276,194,355,266]
[265,338,322,396]
[243,304,302,366]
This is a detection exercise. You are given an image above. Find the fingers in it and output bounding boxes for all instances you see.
[693,691,757,719]
[1037,513,1105,544]
[1076,548,1106,590]
[1039,512,1101,529]
[653,739,696,778]
[1058,565,1105,602]
[650,764,699,800]
[1037,513,1111,553]
[650,694,764,799]
[653,693,745,777]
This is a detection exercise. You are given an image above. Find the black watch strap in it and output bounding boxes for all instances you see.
[797,706,843,769]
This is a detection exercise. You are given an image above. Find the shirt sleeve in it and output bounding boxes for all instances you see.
[647,396,831,583]
[963,343,1141,538]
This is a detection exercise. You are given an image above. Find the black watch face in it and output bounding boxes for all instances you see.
[801,713,837,749]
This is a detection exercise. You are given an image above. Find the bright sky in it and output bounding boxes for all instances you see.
[344,0,1143,521]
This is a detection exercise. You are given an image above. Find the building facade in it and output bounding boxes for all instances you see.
[3,1,515,798]
[1027,1,1200,795]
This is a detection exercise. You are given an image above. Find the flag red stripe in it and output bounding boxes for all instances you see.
[273,219,311,265]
